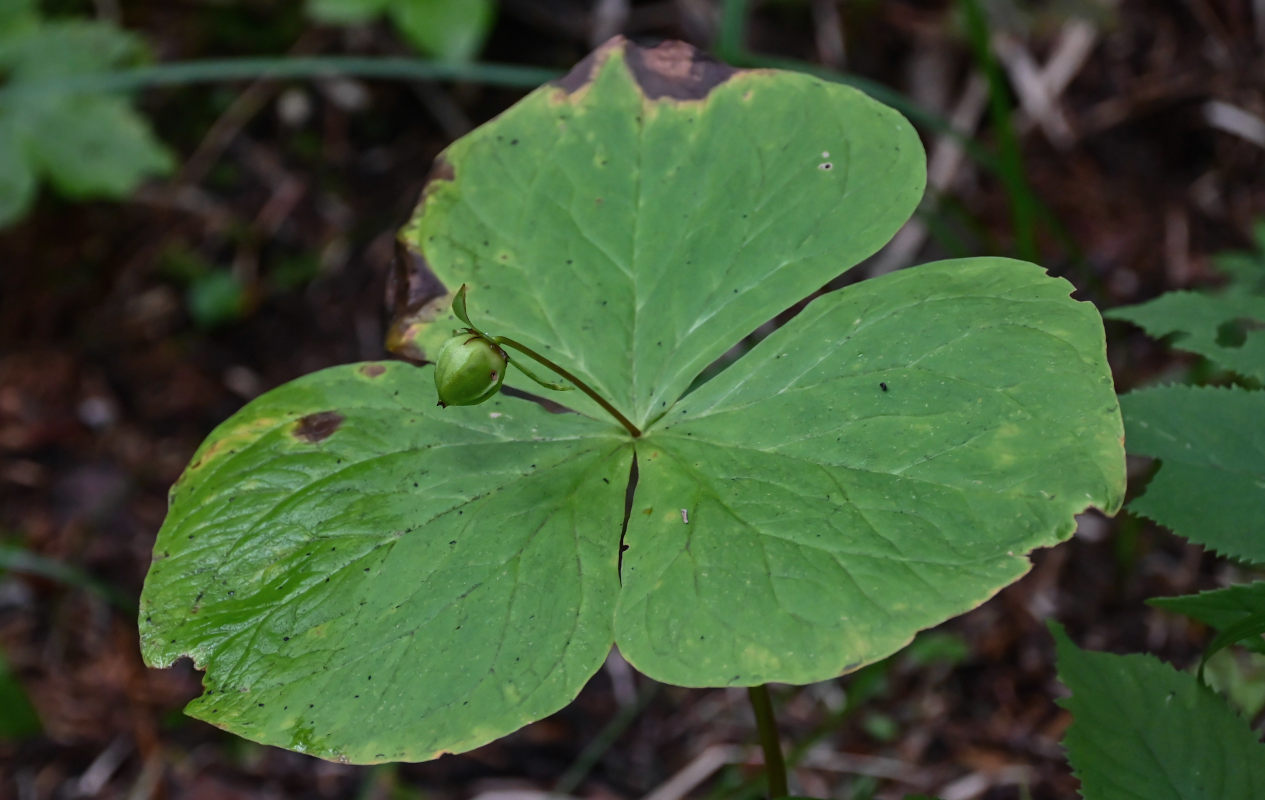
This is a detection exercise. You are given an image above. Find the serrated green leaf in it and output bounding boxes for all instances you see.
[397,37,926,428]
[140,362,630,763]
[0,15,171,227]
[24,93,173,198]
[1106,291,1265,382]
[0,20,149,79]
[617,259,1123,686]
[1120,385,1265,562]
[1151,581,1265,655]
[1053,622,1265,800]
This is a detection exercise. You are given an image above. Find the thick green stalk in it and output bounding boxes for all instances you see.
[747,685,788,799]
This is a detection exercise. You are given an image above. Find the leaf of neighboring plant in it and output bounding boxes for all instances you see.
[307,0,493,61]
[0,650,41,739]
[1202,649,1265,718]
[389,0,495,62]
[1052,622,1265,800]
[1211,226,1265,292]
[1198,612,1265,682]
[307,0,391,24]
[1105,291,1265,382]
[0,0,37,41]
[139,362,630,763]
[0,19,172,227]
[1120,385,1265,562]
[23,93,172,198]
[1150,581,1265,655]
[616,259,1124,686]
[397,37,925,428]
[186,269,247,329]
[0,115,35,225]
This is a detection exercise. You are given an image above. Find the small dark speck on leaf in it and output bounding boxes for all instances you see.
[283,637,290,641]
[510,138,519,145]
[880,382,888,392]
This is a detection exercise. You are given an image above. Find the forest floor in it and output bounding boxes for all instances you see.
[2,1,1263,798]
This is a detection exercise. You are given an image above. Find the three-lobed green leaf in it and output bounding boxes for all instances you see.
[140,38,1125,763]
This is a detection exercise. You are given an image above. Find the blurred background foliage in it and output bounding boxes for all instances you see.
[1,1,1263,798]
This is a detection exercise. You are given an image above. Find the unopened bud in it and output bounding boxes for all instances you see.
[434,333,507,407]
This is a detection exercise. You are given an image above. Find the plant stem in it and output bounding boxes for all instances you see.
[495,336,641,438]
[960,0,1040,263]
[747,685,788,799]
[2,56,561,98]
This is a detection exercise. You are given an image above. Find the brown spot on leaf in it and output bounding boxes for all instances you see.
[624,39,738,101]
[359,364,386,378]
[385,239,449,363]
[294,411,344,443]
[421,155,455,196]
[554,36,739,101]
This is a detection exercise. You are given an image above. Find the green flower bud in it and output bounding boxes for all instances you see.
[434,333,507,407]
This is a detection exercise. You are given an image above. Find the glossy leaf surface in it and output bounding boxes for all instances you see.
[141,362,628,763]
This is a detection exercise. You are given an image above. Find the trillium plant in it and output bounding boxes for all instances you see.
[139,37,1126,793]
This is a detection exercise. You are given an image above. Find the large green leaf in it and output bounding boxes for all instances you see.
[142,38,1124,763]
[395,36,925,427]
[618,258,1123,685]
[1053,622,1265,800]
[1120,385,1265,562]
[141,362,630,763]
